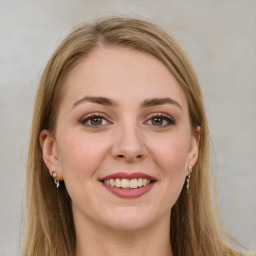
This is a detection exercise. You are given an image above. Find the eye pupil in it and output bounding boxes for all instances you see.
[152,117,163,126]
[91,117,102,125]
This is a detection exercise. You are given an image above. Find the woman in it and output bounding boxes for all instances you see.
[23,17,243,256]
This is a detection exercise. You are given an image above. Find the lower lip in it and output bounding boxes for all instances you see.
[101,182,155,198]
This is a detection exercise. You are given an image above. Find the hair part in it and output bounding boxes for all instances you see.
[23,16,240,256]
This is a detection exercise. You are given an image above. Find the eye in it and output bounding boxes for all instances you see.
[145,113,175,127]
[79,113,110,127]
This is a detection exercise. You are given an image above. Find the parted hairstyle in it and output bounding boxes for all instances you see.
[23,16,240,256]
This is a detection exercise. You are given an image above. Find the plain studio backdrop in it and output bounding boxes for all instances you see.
[0,1,255,255]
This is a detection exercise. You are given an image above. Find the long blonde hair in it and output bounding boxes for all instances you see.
[23,17,240,256]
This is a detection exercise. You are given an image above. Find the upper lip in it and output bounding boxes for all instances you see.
[99,172,157,181]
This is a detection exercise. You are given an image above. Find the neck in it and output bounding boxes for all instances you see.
[75,212,173,256]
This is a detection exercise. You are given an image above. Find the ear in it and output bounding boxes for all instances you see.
[40,129,63,180]
[187,126,200,173]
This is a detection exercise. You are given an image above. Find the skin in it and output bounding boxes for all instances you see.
[40,46,200,256]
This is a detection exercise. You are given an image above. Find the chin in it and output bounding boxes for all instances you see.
[101,206,158,232]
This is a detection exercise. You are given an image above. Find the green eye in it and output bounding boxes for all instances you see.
[152,117,164,126]
[146,114,175,127]
[80,114,109,127]
[90,117,103,126]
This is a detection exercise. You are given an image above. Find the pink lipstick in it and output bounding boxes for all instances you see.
[99,172,156,199]
[100,172,156,181]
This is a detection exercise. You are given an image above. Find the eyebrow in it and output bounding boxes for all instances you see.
[141,97,182,110]
[72,96,182,111]
[72,96,118,108]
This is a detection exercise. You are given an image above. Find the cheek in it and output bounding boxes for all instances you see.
[56,131,112,209]
[147,132,190,203]
[149,132,190,174]
[57,131,109,179]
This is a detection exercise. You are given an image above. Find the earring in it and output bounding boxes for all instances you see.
[186,165,192,192]
[51,171,60,188]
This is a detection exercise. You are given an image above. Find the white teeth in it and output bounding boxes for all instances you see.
[110,179,115,187]
[121,179,130,188]
[104,180,110,186]
[103,178,152,189]
[130,179,138,188]
[115,178,121,188]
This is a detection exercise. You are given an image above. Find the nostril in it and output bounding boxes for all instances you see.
[116,154,144,161]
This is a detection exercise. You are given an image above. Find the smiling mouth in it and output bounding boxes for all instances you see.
[102,178,154,189]
[99,173,157,198]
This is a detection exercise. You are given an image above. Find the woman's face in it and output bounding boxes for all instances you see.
[41,47,199,231]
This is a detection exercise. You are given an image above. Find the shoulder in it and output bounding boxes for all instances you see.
[244,253,256,256]
[237,252,256,256]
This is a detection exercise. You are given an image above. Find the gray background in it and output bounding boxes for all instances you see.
[0,1,255,255]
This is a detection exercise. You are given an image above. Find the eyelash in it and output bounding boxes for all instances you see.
[145,113,175,127]
[79,113,175,127]
[79,112,111,127]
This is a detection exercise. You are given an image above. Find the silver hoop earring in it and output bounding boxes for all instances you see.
[186,165,192,192]
[51,171,60,188]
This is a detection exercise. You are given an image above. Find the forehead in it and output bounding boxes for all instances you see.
[61,46,188,110]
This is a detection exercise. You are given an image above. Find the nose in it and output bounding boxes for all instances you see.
[111,123,147,162]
